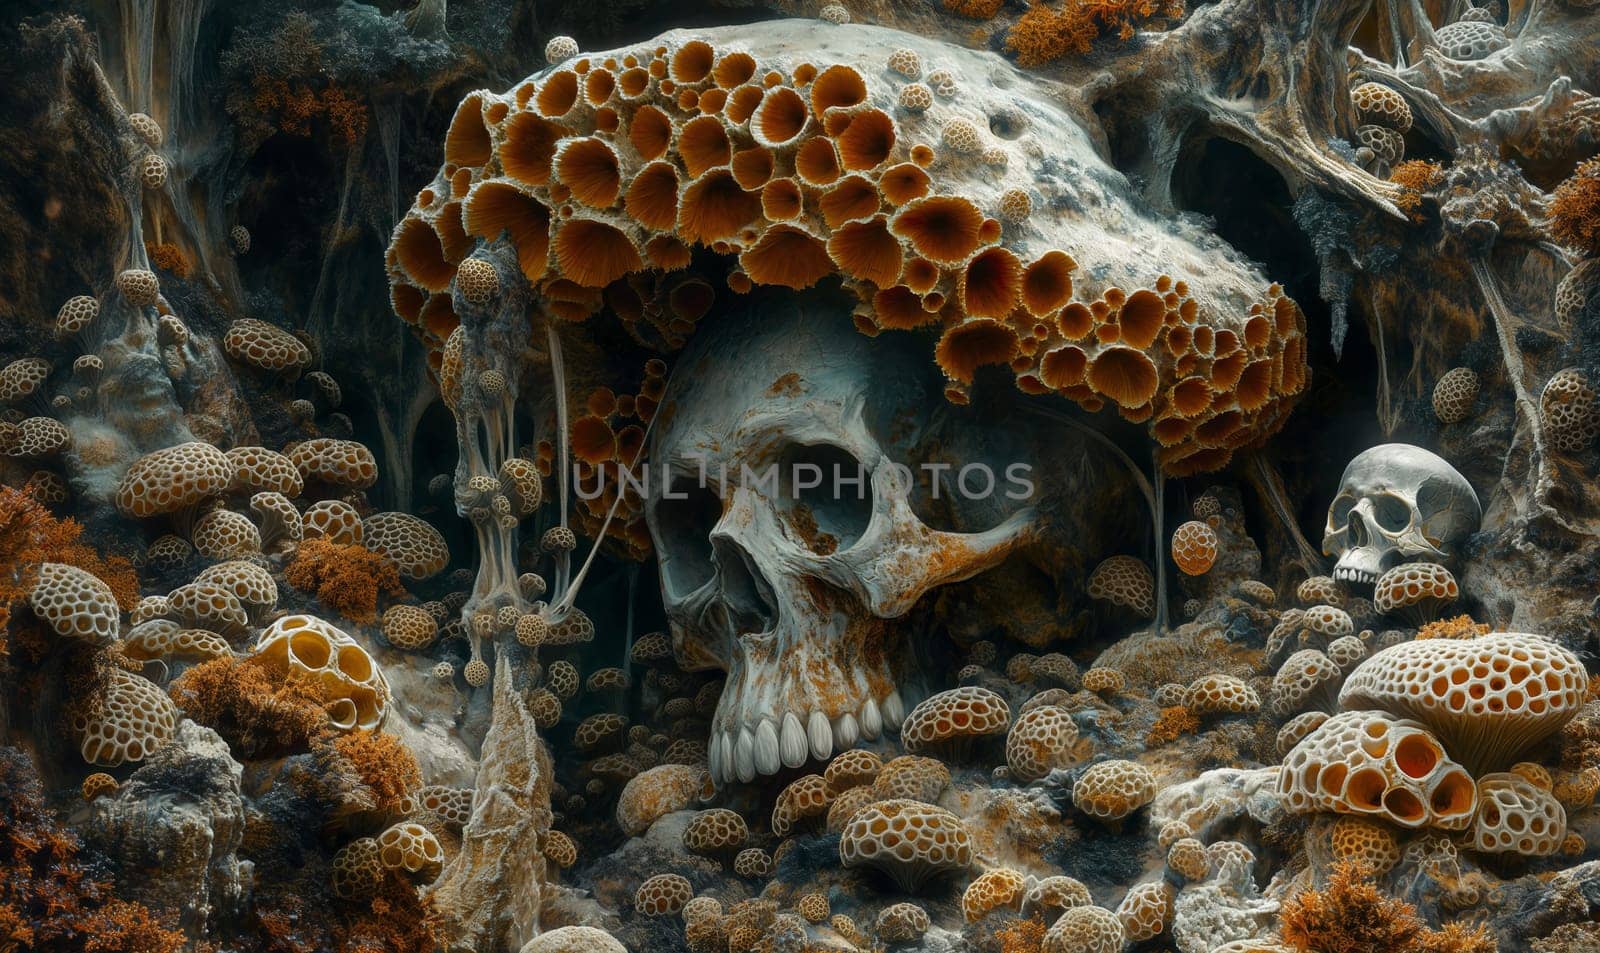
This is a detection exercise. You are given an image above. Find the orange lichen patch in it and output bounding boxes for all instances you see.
[731,147,775,190]
[625,161,681,230]
[828,216,902,286]
[1119,289,1165,349]
[628,105,673,161]
[1022,251,1075,317]
[463,182,550,281]
[937,319,1021,384]
[645,234,692,270]
[753,86,809,147]
[671,40,715,83]
[679,169,761,244]
[1087,346,1159,406]
[810,65,867,116]
[537,70,581,117]
[679,115,733,178]
[836,108,895,170]
[795,137,842,186]
[961,247,1022,319]
[878,162,931,207]
[445,94,491,167]
[554,137,622,208]
[819,175,881,227]
[740,225,834,290]
[1039,344,1088,389]
[891,196,984,265]
[761,178,803,220]
[554,218,642,288]
[875,286,933,329]
[501,112,565,186]
[572,415,618,465]
[393,218,454,292]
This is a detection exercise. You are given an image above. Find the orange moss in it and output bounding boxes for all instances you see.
[1551,158,1600,257]
[0,487,139,653]
[250,80,369,146]
[284,538,406,624]
[1390,160,1444,219]
[1147,705,1200,745]
[328,730,419,812]
[1281,862,1497,953]
[993,916,1046,953]
[251,881,441,953]
[1415,615,1490,640]
[944,0,1007,17]
[1005,0,1185,66]
[169,655,333,758]
[143,242,192,278]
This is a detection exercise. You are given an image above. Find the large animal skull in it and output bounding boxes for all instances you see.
[1322,443,1481,586]
[646,292,1040,785]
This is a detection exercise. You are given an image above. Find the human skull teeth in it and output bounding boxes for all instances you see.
[708,692,904,785]
[1333,567,1376,585]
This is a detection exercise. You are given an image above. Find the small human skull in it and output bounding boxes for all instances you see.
[1322,444,1480,587]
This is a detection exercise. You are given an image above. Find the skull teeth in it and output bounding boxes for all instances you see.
[1333,567,1377,585]
[709,691,905,786]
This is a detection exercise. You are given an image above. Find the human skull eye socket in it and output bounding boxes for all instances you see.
[1371,492,1413,533]
[653,479,721,598]
[775,443,873,555]
[1329,494,1356,528]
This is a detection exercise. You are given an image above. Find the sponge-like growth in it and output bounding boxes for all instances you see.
[839,799,974,892]
[1540,368,1600,453]
[1115,881,1173,942]
[876,902,929,943]
[1072,760,1156,821]
[303,499,364,545]
[1471,772,1567,855]
[376,821,444,880]
[1277,710,1477,829]
[1185,674,1261,715]
[331,837,384,899]
[116,442,231,517]
[1022,875,1092,920]
[381,604,438,650]
[362,512,450,580]
[635,873,693,915]
[72,667,179,766]
[225,447,303,496]
[1338,632,1588,774]
[253,614,391,732]
[191,509,262,559]
[194,560,278,617]
[1329,816,1401,874]
[869,755,951,802]
[115,269,160,307]
[1432,368,1479,424]
[1005,704,1079,782]
[772,774,833,836]
[1170,520,1219,575]
[1351,82,1413,132]
[1271,649,1342,716]
[825,748,883,791]
[902,686,1010,755]
[1042,905,1125,953]
[961,867,1026,922]
[0,358,51,403]
[616,763,713,836]
[287,438,379,489]
[29,562,119,645]
[167,581,249,635]
[1372,562,1458,622]
[683,807,748,854]
[1086,555,1154,616]
[223,319,313,372]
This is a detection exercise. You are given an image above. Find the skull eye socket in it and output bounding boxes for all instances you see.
[775,443,873,555]
[1370,492,1413,533]
[653,478,722,598]
[1329,493,1356,528]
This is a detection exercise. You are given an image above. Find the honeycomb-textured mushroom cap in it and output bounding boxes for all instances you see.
[902,686,1010,754]
[825,748,883,791]
[253,614,391,732]
[1338,632,1588,774]
[191,508,262,559]
[1072,759,1156,821]
[547,660,580,699]
[1082,667,1126,695]
[363,511,450,580]
[71,667,179,766]
[1277,709,1477,828]
[57,296,100,336]
[1329,816,1401,874]
[225,446,303,496]
[1432,368,1479,424]
[377,821,444,879]
[1372,562,1458,620]
[1472,772,1567,855]
[455,257,501,305]
[1185,674,1261,715]
[635,873,693,915]
[518,927,629,953]
[303,499,364,545]
[1166,837,1210,881]
[1435,19,1508,59]
[875,902,929,943]
[574,712,627,751]
[381,604,438,650]
[82,772,118,801]
[1296,576,1343,606]
[115,269,160,307]
[1276,710,1330,757]
[683,807,748,854]
[826,785,879,832]
[1271,649,1342,716]
[839,799,973,893]
[616,763,713,836]
[223,319,313,372]
[1303,604,1354,638]
[1087,555,1154,616]
[1005,704,1079,782]
[463,658,490,686]
[286,438,379,489]
[1116,881,1173,942]
[1021,875,1092,919]
[1555,259,1599,333]
[123,622,231,663]
[1540,369,1599,452]
[545,34,579,63]
[0,358,51,403]
[250,492,302,550]
[772,773,833,836]
[331,837,384,899]
[961,867,1026,922]
[194,560,278,615]
[116,442,231,517]
[733,847,773,878]
[796,893,830,923]
[869,755,951,802]
[1351,82,1413,132]
[29,562,120,645]
[129,111,163,147]
[543,829,578,868]
[9,417,71,458]
[1042,905,1125,953]
[1170,520,1219,575]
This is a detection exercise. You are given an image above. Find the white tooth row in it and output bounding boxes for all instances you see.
[708,691,904,785]
[1334,568,1376,584]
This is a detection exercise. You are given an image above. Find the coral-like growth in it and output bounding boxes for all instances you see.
[1550,158,1600,257]
[284,538,406,624]
[1280,862,1496,953]
[328,730,420,812]
[1005,0,1187,67]
[168,655,333,757]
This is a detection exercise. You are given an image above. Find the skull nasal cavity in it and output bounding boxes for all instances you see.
[712,535,777,636]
